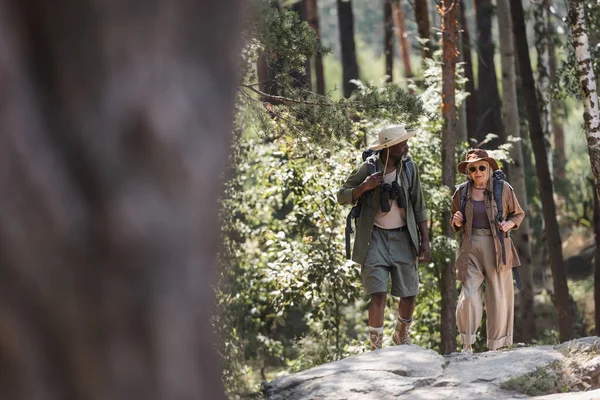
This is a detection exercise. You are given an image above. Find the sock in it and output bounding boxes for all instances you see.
[398,316,412,323]
[369,326,384,335]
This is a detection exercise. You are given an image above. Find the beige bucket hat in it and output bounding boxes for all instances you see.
[368,125,418,150]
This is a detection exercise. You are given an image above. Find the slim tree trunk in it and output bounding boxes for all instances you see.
[548,7,566,181]
[496,0,536,343]
[567,0,600,204]
[475,0,504,147]
[391,0,413,78]
[594,178,600,336]
[0,0,244,399]
[460,0,477,143]
[512,0,573,342]
[337,0,359,98]
[534,0,553,180]
[306,0,326,95]
[567,0,600,336]
[414,0,432,59]
[440,0,458,356]
[384,0,394,83]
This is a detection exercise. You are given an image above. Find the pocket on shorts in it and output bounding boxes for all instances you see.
[363,231,381,267]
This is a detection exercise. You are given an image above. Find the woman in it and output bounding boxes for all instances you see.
[450,149,524,353]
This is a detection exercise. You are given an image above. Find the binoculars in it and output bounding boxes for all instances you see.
[380,181,406,212]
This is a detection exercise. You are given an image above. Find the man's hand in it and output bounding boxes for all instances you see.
[419,240,431,264]
[362,172,383,191]
[498,220,515,232]
[353,172,383,201]
[451,211,464,227]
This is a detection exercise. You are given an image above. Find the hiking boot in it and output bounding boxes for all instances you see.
[369,331,383,351]
[393,317,412,345]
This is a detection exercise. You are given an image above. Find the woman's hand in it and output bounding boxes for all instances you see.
[452,211,464,227]
[498,220,516,232]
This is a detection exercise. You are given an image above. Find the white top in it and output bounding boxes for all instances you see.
[374,170,407,229]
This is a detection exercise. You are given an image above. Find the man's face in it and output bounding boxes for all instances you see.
[389,140,409,159]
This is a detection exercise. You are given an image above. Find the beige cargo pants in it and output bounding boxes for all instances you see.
[456,229,514,350]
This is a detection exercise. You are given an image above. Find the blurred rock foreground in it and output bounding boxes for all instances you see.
[264,337,600,399]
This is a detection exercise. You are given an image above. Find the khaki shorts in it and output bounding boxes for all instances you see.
[361,227,419,297]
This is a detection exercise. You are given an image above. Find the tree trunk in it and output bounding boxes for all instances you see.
[392,0,413,78]
[595,178,600,336]
[414,0,432,59]
[512,0,573,342]
[440,0,458,356]
[292,0,312,90]
[0,0,243,399]
[391,0,413,78]
[567,0,600,207]
[548,6,566,182]
[496,0,536,343]
[474,0,504,148]
[534,0,553,180]
[337,0,360,98]
[306,0,326,95]
[384,0,394,83]
[567,1,600,337]
[460,0,477,144]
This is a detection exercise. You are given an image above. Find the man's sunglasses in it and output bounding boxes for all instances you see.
[469,165,487,173]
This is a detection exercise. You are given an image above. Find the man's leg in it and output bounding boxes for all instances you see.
[398,295,416,320]
[368,292,386,350]
[362,229,391,350]
[392,296,415,345]
[369,292,387,327]
[390,230,419,345]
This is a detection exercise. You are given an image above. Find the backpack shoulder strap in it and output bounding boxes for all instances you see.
[493,175,504,218]
[366,154,378,175]
[403,156,414,187]
[458,181,469,217]
[492,172,507,265]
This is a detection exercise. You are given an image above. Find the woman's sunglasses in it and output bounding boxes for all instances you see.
[469,165,487,173]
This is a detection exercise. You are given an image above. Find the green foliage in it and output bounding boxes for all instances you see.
[216,1,478,395]
[240,2,426,147]
[500,362,569,396]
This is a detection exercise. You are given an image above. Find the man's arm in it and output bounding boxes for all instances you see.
[337,163,382,205]
[410,163,431,263]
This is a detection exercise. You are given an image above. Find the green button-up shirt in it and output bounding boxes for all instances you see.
[337,154,429,265]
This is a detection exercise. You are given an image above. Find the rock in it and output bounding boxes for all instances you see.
[264,338,600,399]
[263,345,444,399]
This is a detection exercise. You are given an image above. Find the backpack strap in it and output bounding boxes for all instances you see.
[345,212,353,259]
[366,154,378,175]
[458,182,469,224]
[403,156,414,188]
[492,175,507,266]
[493,176,504,223]
[345,159,377,260]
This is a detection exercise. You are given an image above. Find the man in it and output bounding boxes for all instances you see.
[337,125,431,350]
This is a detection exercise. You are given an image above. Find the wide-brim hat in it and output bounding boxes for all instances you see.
[457,149,499,174]
[368,125,418,150]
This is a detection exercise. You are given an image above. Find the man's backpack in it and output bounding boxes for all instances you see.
[457,169,522,288]
[344,149,414,260]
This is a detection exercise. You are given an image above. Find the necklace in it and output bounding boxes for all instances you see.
[472,186,486,190]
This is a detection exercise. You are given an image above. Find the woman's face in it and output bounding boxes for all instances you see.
[468,160,490,186]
